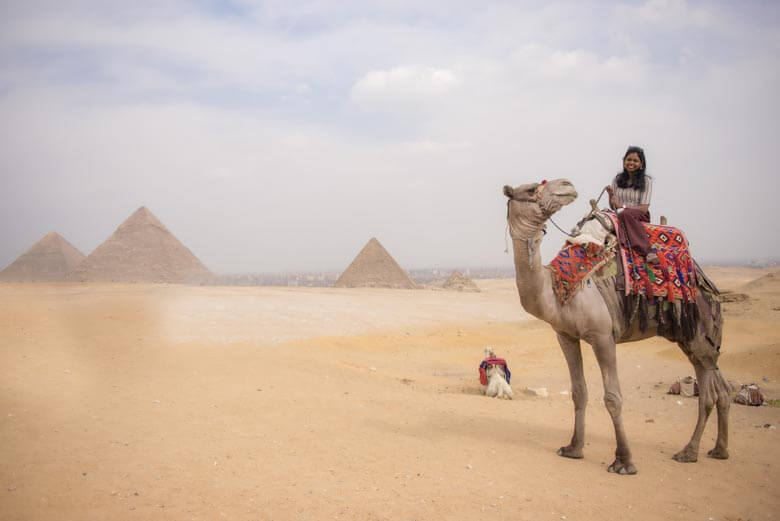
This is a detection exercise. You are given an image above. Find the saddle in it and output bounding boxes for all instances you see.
[479,357,511,386]
[549,208,698,304]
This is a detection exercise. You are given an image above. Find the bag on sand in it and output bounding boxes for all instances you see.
[668,376,699,397]
[734,383,764,406]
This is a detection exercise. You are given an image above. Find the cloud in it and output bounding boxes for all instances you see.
[637,0,717,28]
[350,65,459,111]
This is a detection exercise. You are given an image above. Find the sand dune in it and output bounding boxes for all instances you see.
[1,266,778,521]
[740,270,780,293]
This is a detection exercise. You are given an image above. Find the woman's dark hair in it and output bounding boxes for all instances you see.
[616,146,647,191]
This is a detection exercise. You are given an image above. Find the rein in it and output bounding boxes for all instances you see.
[550,186,609,238]
[547,216,575,238]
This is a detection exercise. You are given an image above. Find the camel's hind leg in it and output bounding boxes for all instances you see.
[673,337,730,463]
[707,368,730,459]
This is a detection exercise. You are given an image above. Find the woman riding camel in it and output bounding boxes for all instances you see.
[606,146,658,263]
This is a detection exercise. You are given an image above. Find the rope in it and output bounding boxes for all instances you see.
[547,186,609,238]
[547,216,576,238]
[594,186,607,206]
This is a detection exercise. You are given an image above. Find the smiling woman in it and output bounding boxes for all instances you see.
[606,146,655,262]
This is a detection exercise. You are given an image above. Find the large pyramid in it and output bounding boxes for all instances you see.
[334,237,417,289]
[0,232,85,281]
[69,206,212,283]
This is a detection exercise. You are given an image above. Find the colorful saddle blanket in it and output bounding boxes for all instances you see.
[606,213,697,303]
[547,242,612,304]
[479,357,511,385]
[548,215,698,304]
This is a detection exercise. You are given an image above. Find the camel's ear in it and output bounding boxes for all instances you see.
[503,185,514,198]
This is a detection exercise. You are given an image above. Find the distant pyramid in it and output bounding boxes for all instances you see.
[442,271,481,292]
[69,206,212,283]
[0,232,85,281]
[334,237,417,289]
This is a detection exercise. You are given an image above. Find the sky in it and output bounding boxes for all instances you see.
[1,0,778,273]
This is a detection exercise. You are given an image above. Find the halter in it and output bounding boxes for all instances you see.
[505,182,549,268]
[505,180,551,239]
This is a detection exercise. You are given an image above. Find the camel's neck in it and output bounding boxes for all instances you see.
[510,221,559,322]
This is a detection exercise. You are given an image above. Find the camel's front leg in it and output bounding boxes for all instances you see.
[592,334,637,475]
[556,332,587,459]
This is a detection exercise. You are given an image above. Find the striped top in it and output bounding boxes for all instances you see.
[611,174,653,207]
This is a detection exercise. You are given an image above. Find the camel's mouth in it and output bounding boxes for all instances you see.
[552,188,578,201]
[545,179,578,201]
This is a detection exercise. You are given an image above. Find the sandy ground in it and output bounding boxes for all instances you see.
[1,268,779,521]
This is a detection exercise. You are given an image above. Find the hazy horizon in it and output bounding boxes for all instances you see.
[2,1,778,273]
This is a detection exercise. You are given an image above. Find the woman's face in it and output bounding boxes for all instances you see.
[624,152,642,173]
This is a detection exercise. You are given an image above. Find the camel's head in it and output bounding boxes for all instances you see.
[503,178,578,230]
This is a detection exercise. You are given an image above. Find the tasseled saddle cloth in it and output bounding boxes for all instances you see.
[547,212,708,343]
[548,214,697,305]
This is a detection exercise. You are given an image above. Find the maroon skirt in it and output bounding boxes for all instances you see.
[616,208,651,256]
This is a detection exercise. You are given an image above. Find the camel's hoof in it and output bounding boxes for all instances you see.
[672,447,698,463]
[607,460,637,475]
[557,446,584,459]
[707,447,729,460]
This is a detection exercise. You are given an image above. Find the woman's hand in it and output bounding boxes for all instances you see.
[605,185,618,210]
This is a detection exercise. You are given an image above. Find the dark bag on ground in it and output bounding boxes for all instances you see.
[734,383,764,406]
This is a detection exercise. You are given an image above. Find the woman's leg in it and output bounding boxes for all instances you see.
[617,208,651,256]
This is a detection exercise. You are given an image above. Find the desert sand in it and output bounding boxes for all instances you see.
[1,267,779,521]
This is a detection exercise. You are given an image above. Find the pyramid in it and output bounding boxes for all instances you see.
[334,237,417,289]
[69,206,212,283]
[0,232,85,281]
[442,271,481,292]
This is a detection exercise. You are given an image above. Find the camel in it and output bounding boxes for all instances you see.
[503,179,730,475]
[482,348,514,399]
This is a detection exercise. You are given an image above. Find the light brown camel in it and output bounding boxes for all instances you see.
[503,179,730,475]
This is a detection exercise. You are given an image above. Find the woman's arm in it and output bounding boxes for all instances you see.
[605,185,618,210]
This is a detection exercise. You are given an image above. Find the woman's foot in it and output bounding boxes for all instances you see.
[646,252,659,264]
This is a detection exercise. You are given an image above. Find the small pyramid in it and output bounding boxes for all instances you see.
[442,271,481,292]
[334,237,417,289]
[69,206,212,283]
[0,232,85,281]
